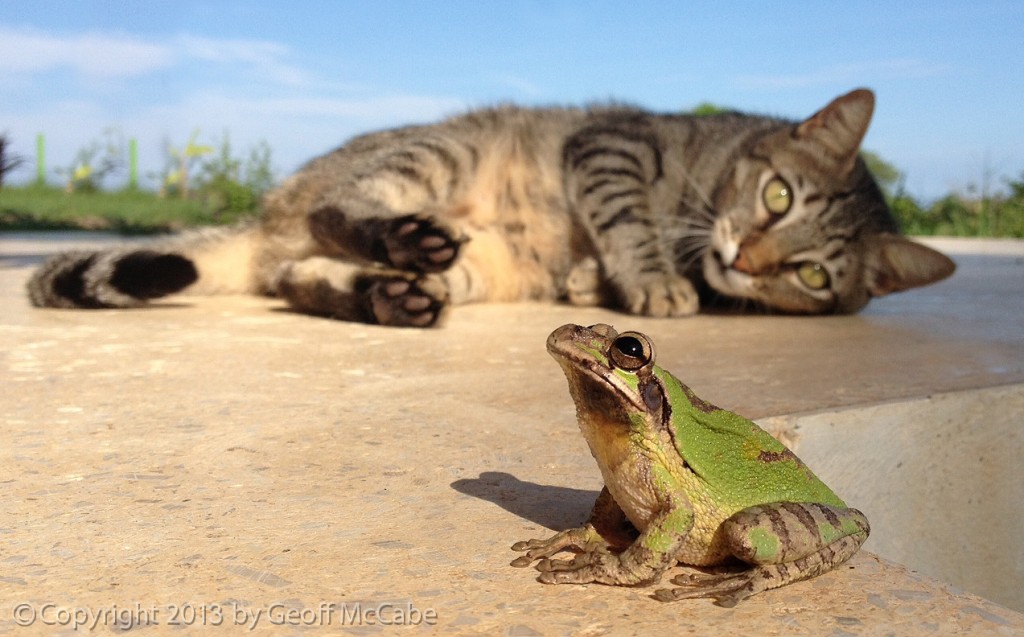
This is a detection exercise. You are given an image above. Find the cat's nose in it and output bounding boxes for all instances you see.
[732,247,756,274]
[731,235,780,275]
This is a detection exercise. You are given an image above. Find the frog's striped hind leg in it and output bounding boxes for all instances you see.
[655,502,870,606]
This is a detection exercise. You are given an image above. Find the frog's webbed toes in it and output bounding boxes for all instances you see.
[509,555,534,568]
[534,543,611,571]
[535,550,617,584]
[510,525,603,568]
[654,573,752,607]
[653,568,763,606]
[536,552,593,574]
[667,563,747,585]
[509,537,565,568]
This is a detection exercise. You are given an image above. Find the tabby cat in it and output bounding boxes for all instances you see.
[27,88,954,327]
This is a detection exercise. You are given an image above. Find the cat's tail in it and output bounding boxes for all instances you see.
[26,222,264,309]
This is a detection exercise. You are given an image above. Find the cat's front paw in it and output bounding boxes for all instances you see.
[357,271,450,328]
[622,275,699,317]
[385,214,466,273]
[566,257,605,307]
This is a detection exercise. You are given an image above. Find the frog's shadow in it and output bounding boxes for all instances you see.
[450,471,597,531]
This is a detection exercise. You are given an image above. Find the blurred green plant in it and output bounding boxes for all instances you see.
[193,134,274,222]
[890,173,1024,238]
[158,129,215,198]
[861,151,902,199]
[55,128,125,193]
[690,102,729,116]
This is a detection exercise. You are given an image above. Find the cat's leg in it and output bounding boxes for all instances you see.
[565,123,699,317]
[564,256,607,307]
[277,137,480,325]
[305,136,477,274]
[295,138,477,325]
[308,203,466,274]
[273,257,449,327]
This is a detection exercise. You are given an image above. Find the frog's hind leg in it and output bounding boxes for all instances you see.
[655,502,869,607]
[656,534,865,607]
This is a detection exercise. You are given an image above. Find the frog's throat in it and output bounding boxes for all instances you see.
[550,351,646,413]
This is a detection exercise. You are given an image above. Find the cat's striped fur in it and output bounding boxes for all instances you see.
[27,88,954,326]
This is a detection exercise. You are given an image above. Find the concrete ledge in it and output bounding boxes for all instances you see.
[2,234,1023,634]
[761,383,1024,612]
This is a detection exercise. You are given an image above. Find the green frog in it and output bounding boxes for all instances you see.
[511,323,869,606]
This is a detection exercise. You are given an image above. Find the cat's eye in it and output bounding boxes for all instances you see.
[762,176,793,215]
[796,262,830,290]
[610,332,654,371]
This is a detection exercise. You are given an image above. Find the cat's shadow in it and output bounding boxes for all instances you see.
[450,471,596,531]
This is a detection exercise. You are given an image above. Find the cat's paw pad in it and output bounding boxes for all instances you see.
[566,257,604,307]
[623,275,699,317]
[359,272,450,328]
[385,215,466,273]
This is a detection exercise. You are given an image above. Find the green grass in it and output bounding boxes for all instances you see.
[892,192,1024,239]
[0,185,255,234]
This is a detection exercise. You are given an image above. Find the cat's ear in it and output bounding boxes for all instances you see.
[863,233,956,297]
[796,88,875,175]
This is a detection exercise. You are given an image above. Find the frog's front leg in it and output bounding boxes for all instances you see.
[656,502,870,607]
[510,487,635,567]
[528,497,693,587]
[510,524,609,568]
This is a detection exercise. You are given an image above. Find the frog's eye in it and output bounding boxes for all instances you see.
[796,262,830,290]
[610,332,654,371]
[762,176,793,216]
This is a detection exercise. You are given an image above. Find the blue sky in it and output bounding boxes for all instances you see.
[1,1,1022,199]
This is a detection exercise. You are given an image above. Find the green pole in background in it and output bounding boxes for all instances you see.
[129,138,138,190]
[35,133,45,186]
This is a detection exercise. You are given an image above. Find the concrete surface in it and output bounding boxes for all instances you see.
[765,384,1024,612]
[1,232,1023,635]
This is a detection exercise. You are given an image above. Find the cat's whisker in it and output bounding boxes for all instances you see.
[694,206,719,226]
[679,172,715,212]
[676,202,718,228]
[680,216,714,231]
[668,246,707,264]
[666,217,714,239]
[674,241,709,261]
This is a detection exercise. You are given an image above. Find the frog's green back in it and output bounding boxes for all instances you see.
[658,368,846,508]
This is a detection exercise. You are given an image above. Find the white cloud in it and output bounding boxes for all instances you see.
[0,26,312,86]
[174,35,312,87]
[0,26,174,77]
